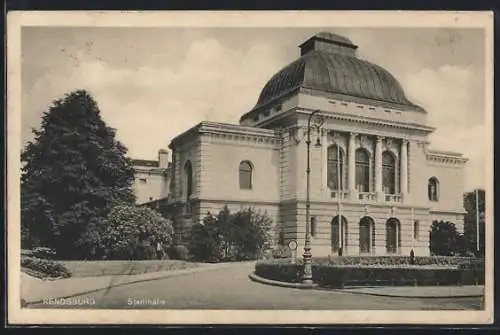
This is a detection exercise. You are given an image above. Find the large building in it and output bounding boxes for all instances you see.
[166,32,468,256]
[132,149,171,205]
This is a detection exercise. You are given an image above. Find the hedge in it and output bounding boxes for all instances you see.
[255,258,485,288]
[314,256,479,267]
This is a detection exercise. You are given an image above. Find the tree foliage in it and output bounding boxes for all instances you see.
[21,90,136,259]
[188,206,273,262]
[97,205,174,260]
[463,189,485,257]
[429,220,466,256]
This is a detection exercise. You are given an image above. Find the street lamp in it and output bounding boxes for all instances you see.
[303,109,324,284]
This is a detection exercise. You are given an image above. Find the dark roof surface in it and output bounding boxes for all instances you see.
[244,32,418,120]
[132,159,159,167]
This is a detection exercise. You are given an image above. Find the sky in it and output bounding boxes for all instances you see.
[21,27,487,191]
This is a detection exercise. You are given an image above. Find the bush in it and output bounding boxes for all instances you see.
[167,245,190,260]
[271,245,292,259]
[21,257,71,279]
[188,206,273,263]
[97,205,174,260]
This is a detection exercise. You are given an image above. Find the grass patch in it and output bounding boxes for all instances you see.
[60,260,201,277]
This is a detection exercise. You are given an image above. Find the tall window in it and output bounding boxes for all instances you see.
[413,220,420,240]
[239,161,253,189]
[184,160,193,200]
[311,216,317,238]
[331,216,348,254]
[355,149,370,192]
[428,177,439,201]
[359,217,374,253]
[327,145,344,190]
[386,218,401,253]
[382,151,396,194]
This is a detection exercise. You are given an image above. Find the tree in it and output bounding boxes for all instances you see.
[21,90,136,259]
[230,208,273,260]
[188,212,222,262]
[429,220,461,256]
[97,205,174,260]
[463,189,485,257]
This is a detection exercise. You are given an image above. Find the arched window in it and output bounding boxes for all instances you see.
[184,160,193,200]
[331,216,348,254]
[327,145,344,190]
[355,149,370,192]
[386,218,401,253]
[359,217,375,253]
[239,161,253,189]
[382,151,396,194]
[428,177,439,201]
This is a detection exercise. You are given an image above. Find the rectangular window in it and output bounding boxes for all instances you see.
[139,178,147,183]
[414,220,420,240]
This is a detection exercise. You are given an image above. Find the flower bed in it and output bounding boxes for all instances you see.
[315,256,478,267]
[21,256,71,279]
[254,256,485,288]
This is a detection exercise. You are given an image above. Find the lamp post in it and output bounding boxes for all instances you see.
[303,109,323,284]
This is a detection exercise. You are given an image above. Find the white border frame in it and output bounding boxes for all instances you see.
[7,10,495,325]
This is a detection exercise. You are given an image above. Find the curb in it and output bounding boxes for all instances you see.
[249,273,483,299]
[24,262,252,306]
[248,272,318,290]
[334,288,484,299]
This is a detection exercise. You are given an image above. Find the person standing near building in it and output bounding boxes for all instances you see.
[156,241,164,260]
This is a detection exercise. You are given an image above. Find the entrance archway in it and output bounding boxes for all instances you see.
[359,216,375,254]
[386,217,401,253]
[331,215,348,255]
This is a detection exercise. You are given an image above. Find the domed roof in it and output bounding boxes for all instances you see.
[244,32,419,120]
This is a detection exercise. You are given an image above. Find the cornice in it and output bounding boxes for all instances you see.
[430,209,468,216]
[296,108,435,134]
[280,198,432,211]
[426,153,468,165]
[169,121,279,149]
[133,167,169,175]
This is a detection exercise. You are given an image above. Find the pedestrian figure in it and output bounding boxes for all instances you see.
[410,249,415,265]
[156,241,163,260]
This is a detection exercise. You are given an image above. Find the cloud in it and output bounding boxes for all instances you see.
[22,32,487,191]
[402,65,486,190]
[23,39,282,159]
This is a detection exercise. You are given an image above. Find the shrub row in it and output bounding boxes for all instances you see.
[315,256,479,267]
[21,256,71,279]
[255,262,303,283]
[254,260,485,288]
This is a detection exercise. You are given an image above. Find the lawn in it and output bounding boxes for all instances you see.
[59,260,202,277]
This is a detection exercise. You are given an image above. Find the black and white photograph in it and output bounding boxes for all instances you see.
[7,11,494,325]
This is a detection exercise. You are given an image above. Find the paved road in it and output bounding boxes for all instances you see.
[30,262,483,310]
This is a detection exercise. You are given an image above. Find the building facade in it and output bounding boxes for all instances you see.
[167,32,468,256]
[132,149,171,205]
